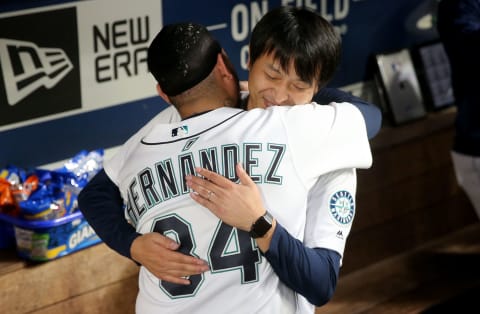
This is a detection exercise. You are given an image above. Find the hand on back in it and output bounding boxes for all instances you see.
[130,232,209,285]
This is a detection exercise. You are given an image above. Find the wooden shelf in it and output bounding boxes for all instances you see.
[0,243,139,314]
[371,107,456,151]
[316,222,480,314]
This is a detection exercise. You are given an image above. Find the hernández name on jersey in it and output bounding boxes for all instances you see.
[125,140,285,226]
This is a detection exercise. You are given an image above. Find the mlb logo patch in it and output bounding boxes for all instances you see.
[171,125,188,137]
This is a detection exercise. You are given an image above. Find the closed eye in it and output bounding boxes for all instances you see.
[265,72,281,80]
[293,85,308,90]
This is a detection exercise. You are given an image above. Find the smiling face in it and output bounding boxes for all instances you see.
[245,7,342,110]
[246,53,319,110]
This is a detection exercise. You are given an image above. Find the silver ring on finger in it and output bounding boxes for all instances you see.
[207,190,214,201]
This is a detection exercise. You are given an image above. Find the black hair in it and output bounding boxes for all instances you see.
[249,6,342,88]
[147,22,221,96]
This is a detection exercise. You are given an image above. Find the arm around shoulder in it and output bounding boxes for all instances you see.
[314,87,382,140]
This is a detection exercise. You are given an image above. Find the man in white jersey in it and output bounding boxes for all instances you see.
[128,10,378,313]
[93,21,372,313]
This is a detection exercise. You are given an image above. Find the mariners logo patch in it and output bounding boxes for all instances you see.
[329,190,355,225]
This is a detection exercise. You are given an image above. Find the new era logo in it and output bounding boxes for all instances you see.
[0,7,80,128]
[0,38,73,106]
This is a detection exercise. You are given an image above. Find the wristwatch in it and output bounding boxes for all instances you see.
[249,211,274,238]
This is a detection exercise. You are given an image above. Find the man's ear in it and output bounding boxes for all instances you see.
[216,52,234,81]
[156,84,172,104]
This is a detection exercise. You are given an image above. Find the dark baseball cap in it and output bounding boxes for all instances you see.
[147,22,222,96]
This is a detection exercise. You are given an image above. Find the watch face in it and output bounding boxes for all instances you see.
[250,212,273,238]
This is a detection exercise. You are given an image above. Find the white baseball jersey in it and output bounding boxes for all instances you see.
[105,103,371,314]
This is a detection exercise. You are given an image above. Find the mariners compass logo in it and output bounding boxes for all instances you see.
[329,190,355,225]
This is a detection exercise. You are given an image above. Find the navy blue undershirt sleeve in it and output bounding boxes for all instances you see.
[264,223,341,306]
[78,169,139,259]
[314,87,382,139]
